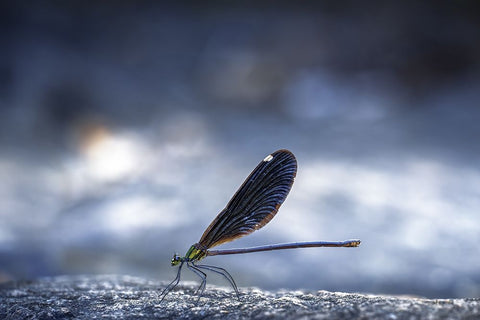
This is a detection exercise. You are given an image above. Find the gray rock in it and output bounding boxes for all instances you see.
[0,275,479,319]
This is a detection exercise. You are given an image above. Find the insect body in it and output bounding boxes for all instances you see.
[160,149,360,302]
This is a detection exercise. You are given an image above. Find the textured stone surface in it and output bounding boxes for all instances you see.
[1,275,479,319]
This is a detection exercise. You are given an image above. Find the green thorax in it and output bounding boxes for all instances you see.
[186,244,206,261]
[171,243,207,266]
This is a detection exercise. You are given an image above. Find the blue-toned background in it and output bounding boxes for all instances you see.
[1,1,479,299]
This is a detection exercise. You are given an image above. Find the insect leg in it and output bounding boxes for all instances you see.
[187,262,207,301]
[159,262,184,303]
[194,263,240,299]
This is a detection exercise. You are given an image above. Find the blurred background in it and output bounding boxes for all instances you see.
[1,1,479,299]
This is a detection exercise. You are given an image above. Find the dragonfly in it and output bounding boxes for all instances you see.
[159,149,360,302]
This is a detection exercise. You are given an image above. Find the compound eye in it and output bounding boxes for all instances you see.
[171,253,182,266]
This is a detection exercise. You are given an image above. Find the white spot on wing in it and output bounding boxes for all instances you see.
[263,154,274,162]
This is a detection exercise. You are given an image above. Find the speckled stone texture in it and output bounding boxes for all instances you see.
[1,275,479,319]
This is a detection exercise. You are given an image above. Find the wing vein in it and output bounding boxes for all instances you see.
[198,149,297,248]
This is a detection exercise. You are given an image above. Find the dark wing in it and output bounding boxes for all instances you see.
[198,149,297,249]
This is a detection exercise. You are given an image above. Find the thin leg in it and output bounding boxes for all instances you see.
[187,263,207,302]
[187,263,207,296]
[194,263,240,299]
[159,262,183,303]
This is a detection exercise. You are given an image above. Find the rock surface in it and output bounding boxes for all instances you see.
[1,275,479,319]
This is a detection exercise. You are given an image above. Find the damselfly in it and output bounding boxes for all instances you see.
[160,149,360,302]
